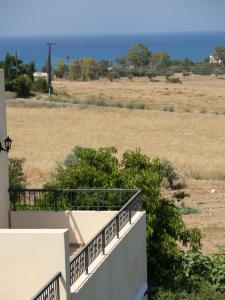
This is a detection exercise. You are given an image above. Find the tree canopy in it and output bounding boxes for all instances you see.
[44,146,202,288]
[213,45,225,62]
[127,43,151,66]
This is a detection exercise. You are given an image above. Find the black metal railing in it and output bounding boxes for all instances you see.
[69,189,142,285]
[9,188,137,211]
[31,272,61,300]
[9,188,142,287]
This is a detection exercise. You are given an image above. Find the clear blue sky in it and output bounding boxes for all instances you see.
[1,0,225,36]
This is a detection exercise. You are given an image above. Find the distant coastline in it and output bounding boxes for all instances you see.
[0,31,225,69]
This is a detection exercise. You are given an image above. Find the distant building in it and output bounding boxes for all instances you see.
[33,72,48,80]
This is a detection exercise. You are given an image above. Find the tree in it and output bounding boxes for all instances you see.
[96,60,110,77]
[4,53,17,85]
[33,78,48,93]
[44,146,202,289]
[55,59,69,78]
[213,46,225,62]
[127,44,151,66]
[159,51,171,67]
[69,60,81,80]
[13,75,32,97]
[19,61,36,81]
[80,58,98,81]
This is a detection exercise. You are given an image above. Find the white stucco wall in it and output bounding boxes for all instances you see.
[0,69,10,228]
[71,212,148,300]
[0,229,70,300]
[11,210,117,244]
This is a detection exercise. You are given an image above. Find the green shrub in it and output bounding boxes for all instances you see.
[34,78,48,93]
[158,159,180,188]
[155,281,225,300]
[180,206,199,215]
[13,75,32,97]
[167,77,182,84]
[9,158,26,189]
[163,106,174,112]
[107,71,120,81]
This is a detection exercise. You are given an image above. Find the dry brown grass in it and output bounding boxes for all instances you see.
[52,75,225,113]
[7,105,225,186]
[6,75,225,253]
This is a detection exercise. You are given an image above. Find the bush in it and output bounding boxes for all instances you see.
[180,206,199,215]
[160,159,180,188]
[33,78,48,93]
[167,77,182,84]
[147,71,157,81]
[107,71,120,81]
[9,158,26,189]
[163,106,174,113]
[13,75,32,97]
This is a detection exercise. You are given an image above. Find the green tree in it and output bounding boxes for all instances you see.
[80,58,98,81]
[69,60,81,80]
[13,75,32,97]
[44,146,201,289]
[19,61,36,81]
[213,45,225,62]
[9,158,26,189]
[55,59,69,78]
[127,44,151,66]
[4,53,17,85]
[96,60,110,77]
[33,78,48,93]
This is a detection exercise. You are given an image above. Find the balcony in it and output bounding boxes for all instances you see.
[0,189,147,300]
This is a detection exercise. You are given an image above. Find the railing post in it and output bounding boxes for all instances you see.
[56,275,60,300]
[85,247,89,274]
[54,191,58,211]
[116,215,120,238]
[129,205,132,224]
[102,230,105,255]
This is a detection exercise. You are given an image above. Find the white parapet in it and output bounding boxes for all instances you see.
[0,69,10,228]
[0,229,70,300]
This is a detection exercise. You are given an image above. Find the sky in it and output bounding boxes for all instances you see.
[0,0,225,36]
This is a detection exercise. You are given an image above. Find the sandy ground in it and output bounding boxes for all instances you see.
[52,75,225,113]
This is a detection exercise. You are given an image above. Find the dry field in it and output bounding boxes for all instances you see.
[6,75,225,253]
[52,75,225,113]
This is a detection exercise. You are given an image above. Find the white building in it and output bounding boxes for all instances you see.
[33,72,48,80]
[0,69,147,300]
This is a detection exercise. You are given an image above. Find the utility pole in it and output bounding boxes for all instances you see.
[47,42,56,96]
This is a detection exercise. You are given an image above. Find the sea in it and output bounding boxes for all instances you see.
[0,31,224,70]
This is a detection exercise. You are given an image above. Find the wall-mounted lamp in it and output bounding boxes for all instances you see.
[0,136,12,152]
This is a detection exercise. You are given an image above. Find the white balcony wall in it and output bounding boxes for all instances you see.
[0,229,70,300]
[71,212,147,300]
[11,210,117,244]
[0,70,10,228]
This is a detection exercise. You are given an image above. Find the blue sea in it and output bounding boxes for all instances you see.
[0,32,224,70]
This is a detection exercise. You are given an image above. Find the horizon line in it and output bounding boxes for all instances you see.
[0,30,225,38]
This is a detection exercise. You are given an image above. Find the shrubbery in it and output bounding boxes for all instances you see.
[9,158,26,189]
[33,78,48,93]
[43,146,202,293]
[13,75,32,97]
